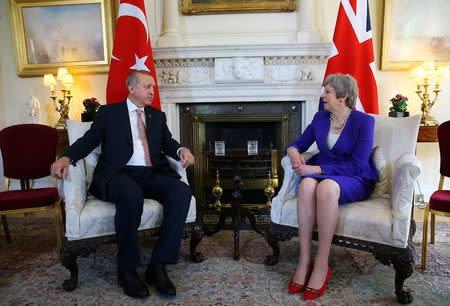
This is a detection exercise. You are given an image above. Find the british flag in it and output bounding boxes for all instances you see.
[319,0,379,114]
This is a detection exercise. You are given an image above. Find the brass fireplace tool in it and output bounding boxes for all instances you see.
[210,170,224,211]
[264,170,275,208]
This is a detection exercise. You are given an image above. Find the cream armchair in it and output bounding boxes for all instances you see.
[263,114,421,304]
[60,120,204,292]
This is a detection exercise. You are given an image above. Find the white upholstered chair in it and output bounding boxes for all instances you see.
[60,120,204,292]
[263,114,421,304]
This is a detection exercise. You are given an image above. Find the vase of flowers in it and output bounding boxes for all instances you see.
[388,94,409,118]
[81,97,100,122]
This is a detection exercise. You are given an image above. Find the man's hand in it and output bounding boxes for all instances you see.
[179,148,194,168]
[50,156,70,179]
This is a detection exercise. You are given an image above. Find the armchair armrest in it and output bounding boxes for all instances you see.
[271,151,317,223]
[63,160,87,239]
[167,156,190,186]
[391,153,422,244]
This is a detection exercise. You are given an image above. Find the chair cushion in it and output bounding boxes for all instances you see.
[68,194,197,240]
[369,146,388,198]
[278,196,397,247]
[429,190,450,213]
[369,114,421,194]
[0,188,59,211]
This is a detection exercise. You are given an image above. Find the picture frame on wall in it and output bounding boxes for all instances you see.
[9,0,114,77]
[181,0,297,15]
[381,0,450,70]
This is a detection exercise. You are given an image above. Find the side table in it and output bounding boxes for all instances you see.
[415,125,439,209]
[417,125,438,142]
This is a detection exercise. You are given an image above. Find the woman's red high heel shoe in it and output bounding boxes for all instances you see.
[289,263,314,294]
[304,266,331,300]
[288,278,306,294]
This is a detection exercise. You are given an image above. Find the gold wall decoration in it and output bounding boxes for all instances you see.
[9,0,114,77]
[181,0,297,15]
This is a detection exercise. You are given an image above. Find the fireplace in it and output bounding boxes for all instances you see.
[153,43,329,225]
[180,102,302,213]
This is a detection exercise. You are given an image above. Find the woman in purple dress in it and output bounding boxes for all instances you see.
[286,74,379,300]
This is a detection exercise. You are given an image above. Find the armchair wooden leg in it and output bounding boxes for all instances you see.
[60,241,80,291]
[421,204,430,269]
[263,223,297,266]
[1,215,11,243]
[189,223,205,263]
[183,222,205,263]
[393,258,414,304]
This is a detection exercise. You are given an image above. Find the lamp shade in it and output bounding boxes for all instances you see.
[56,68,69,80]
[43,74,57,86]
[62,73,74,86]
[422,61,435,76]
[409,66,424,80]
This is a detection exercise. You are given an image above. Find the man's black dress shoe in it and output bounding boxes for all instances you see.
[118,268,149,299]
[145,262,176,296]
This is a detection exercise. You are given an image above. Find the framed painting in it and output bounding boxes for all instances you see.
[181,0,297,15]
[381,0,450,70]
[9,0,114,77]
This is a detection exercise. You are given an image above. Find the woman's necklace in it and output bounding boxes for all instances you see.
[330,109,351,130]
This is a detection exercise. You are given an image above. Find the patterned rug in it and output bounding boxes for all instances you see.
[0,218,448,305]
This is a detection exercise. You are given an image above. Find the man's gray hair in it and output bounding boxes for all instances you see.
[323,74,359,108]
[126,70,153,92]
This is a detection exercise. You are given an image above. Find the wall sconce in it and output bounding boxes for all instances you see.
[410,61,449,126]
[44,68,74,130]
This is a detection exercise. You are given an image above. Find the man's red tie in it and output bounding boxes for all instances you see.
[136,109,152,166]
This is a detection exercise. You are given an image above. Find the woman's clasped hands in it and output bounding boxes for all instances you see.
[287,147,322,177]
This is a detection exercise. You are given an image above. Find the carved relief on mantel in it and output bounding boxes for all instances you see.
[155,55,328,86]
[215,57,264,83]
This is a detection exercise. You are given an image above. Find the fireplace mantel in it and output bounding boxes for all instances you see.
[153,43,330,140]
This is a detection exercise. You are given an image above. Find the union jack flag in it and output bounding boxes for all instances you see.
[319,0,379,114]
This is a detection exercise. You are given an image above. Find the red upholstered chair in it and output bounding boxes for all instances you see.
[0,124,62,248]
[421,120,450,269]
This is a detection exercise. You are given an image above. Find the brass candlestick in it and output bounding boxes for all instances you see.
[50,88,72,130]
[410,62,448,126]
[210,170,223,211]
[415,76,440,126]
[264,170,275,208]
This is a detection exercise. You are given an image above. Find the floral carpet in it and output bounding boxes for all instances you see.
[0,218,448,305]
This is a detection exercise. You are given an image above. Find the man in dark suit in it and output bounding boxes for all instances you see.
[51,71,195,299]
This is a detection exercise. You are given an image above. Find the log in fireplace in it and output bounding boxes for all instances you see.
[180,102,303,225]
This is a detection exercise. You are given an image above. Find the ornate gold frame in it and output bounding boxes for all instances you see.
[9,0,114,77]
[381,0,450,70]
[181,0,297,15]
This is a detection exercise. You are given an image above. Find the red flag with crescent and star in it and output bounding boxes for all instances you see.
[319,0,378,114]
[106,0,161,109]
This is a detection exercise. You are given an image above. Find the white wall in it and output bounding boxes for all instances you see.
[0,0,448,197]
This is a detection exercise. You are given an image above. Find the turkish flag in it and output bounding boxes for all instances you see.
[106,0,161,109]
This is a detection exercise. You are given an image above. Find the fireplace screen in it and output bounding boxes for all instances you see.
[180,102,302,224]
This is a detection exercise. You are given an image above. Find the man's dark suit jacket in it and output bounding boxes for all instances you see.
[63,101,182,201]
